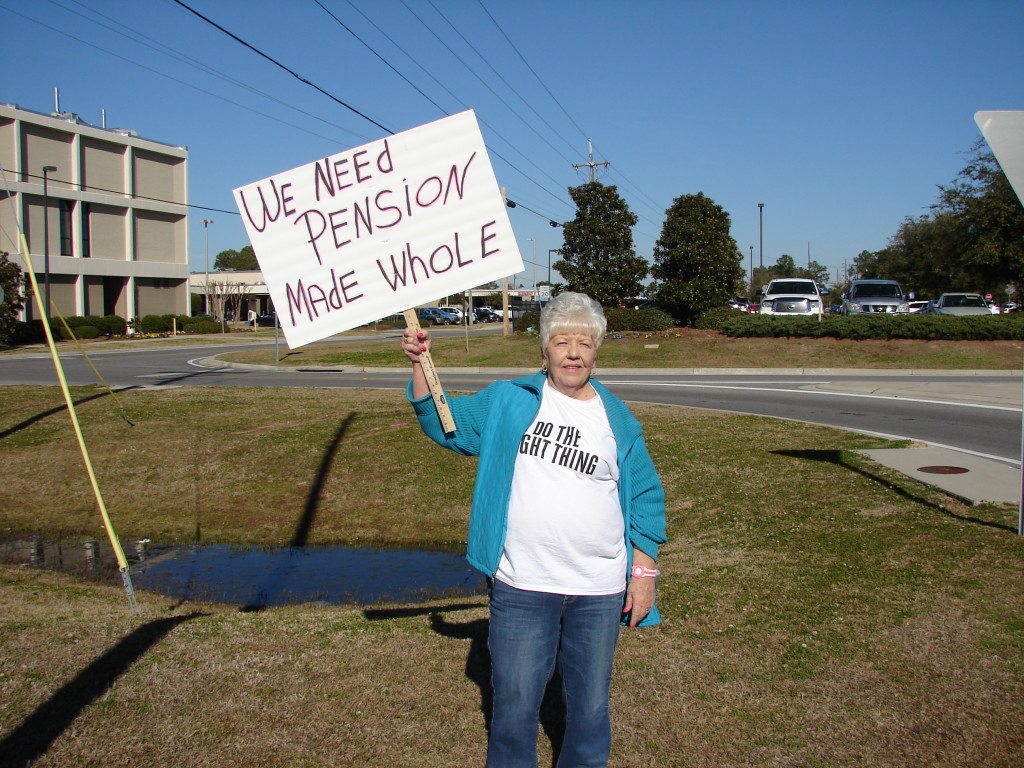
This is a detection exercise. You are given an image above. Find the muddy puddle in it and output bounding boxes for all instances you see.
[0,536,486,607]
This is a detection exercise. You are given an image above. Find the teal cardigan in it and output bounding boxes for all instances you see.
[408,371,668,626]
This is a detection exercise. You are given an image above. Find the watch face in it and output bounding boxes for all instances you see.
[631,565,643,578]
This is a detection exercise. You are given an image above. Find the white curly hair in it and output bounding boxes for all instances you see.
[539,292,607,350]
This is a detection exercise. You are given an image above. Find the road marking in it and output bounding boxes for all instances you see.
[599,381,1022,412]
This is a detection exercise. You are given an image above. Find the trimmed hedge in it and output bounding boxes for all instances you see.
[61,314,129,337]
[5,320,47,345]
[721,313,1024,341]
[605,307,677,332]
[515,307,677,336]
[103,314,128,336]
[694,307,749,331]
[183,319,223,334]
[137,314,196,334]
[138,314,170,334]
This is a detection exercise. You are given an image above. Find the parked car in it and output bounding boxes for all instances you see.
[907,300,930,314]
[255,312,278,327]
[758,278,828,315]
[928,293,996,316]
[842,279,910,315]
[728,296,752,313]
[437,306,465,323]
[473,307,500,323]
[416,307,457,325]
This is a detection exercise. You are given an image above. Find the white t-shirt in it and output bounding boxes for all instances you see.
[495,380,626,595]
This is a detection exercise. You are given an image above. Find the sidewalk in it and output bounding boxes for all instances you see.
[857,446,1020,505]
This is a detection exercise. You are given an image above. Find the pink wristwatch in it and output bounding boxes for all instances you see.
[631,565,660,579]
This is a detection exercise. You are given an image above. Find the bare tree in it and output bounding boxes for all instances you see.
[205,280,251,323]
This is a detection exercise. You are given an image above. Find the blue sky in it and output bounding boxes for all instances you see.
[3,0,1021,290]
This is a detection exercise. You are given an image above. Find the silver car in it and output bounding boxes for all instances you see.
[928,293,996,316]
[842,279,910,315]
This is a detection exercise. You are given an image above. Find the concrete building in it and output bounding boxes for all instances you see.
[189,269,271,321]
[0,102,189,320]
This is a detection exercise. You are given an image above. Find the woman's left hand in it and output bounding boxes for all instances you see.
[624,571,657,628]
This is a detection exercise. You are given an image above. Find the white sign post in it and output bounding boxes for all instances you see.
[975,110,1024,537]
[233,110,523,349]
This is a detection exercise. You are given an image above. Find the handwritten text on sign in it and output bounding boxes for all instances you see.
[232,110,523,347]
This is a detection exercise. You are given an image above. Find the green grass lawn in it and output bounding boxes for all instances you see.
[0,385,1021,766]
[217,329,1024,370]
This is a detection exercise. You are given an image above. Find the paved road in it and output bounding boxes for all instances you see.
[2,335,1021,464]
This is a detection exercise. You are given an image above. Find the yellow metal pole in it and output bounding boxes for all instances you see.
[18,233,137,611]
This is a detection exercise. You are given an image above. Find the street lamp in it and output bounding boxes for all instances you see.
[42,165,57,320]
[526,237,536,295]
[758,203,764,269]
[200,219,213,316]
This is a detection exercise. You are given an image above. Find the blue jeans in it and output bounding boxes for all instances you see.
[486,579,625,768]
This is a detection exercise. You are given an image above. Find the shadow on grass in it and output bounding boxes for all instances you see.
[291,412,357,548]
[774,449,1016,532]
[239,413,357,612]
[0,612,206,768]
[363,603,565,767]
[0,392,109,441]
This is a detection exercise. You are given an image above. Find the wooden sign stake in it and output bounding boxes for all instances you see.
[404,309,456,434]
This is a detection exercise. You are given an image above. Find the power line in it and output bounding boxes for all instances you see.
[474,1,665,242]
[0,2,362,147]
[171,0,567,227]
[425,0,576,164]
[170,0,394,134]
[312,0,449,118]
[475,0,589,149]
[393,0,575,202]
[52,0,371,143]
[326,0,572,213]
[3,168,239,215]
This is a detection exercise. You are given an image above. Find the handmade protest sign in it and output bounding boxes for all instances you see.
[233,110,523,348]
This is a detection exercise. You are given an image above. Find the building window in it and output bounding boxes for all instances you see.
[81,203,91,258]
[59,199,74,256]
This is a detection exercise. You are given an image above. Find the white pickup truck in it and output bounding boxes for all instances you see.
[758,278,828,315]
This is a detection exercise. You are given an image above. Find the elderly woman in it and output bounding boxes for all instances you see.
[402,292,666,768]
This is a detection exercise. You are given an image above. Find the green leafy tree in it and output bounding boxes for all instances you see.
[553,181,647,306]
[936,139,1024,294]
[750,265,772,298]
[800,260,830,286]
[213,245,259,271]
[651,192,743,324]
[856,140,1024,302]
[769,254,798,278]
[0,252,29,343]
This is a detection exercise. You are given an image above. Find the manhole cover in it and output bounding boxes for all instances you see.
[917,465,969,475]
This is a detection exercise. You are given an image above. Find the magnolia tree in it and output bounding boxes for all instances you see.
[652,193,744,324]
[553,181,648,306]
[0,252,28,344]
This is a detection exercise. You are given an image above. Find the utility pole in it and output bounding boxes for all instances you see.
[200,219,213,316]
[758,203,764,268]
[572,139,609,182]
